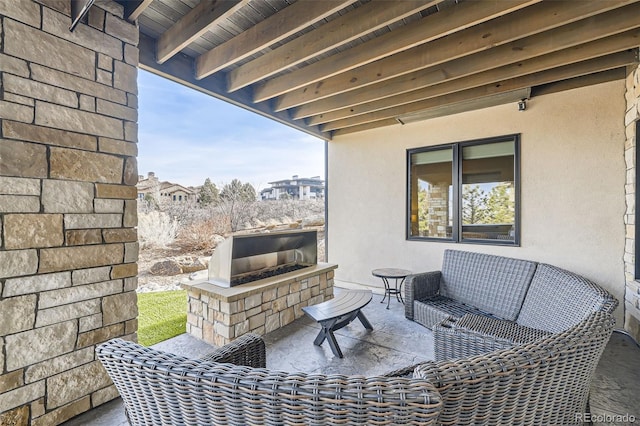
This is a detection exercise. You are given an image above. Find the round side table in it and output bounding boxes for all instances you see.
[372,268,411,309]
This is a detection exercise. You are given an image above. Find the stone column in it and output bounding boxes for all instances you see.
[428,182,450,238]
[0,1,139,424]
[624,63,640,342]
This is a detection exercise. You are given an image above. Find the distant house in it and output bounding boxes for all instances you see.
[136,172,196,203]
[261,175,325,200]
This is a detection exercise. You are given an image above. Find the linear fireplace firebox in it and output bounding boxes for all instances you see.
[207,229,318,287]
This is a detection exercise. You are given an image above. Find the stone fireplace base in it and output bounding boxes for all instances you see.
[181,263,337,346]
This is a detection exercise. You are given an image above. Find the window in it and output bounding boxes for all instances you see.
[407,135,520,245]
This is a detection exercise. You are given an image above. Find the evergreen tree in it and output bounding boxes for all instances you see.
[486,183,515,224]
[197,178,219,206]
[220,179,256,202]
[462,185,488,224]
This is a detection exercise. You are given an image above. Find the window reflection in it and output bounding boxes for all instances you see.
[409,148,453,239]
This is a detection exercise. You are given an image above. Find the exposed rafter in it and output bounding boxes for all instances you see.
[132,0,640,137]
[322,51,637,132]
[227,0,438,92]
[272,0,637,108]
[304,30,640,125]
[120,0,153,22]
[258,0,540,106]
[196,0,357,80]
[157,0,250,64]
[332,67,628,136]
[532,68,628,97]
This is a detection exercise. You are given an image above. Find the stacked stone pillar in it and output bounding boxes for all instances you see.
[624,63,640,342]
[427,182,449,238]
[0,1,139,424]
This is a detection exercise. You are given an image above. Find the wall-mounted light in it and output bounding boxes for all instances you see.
[518,99,527,111]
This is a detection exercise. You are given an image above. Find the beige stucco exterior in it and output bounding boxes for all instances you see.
[328,80,627,323]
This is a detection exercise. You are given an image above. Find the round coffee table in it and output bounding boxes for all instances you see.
[372,268,411,309]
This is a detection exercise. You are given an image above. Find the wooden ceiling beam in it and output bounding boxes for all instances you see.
[273,0,638,109]
[321,51,637,132]
[306,30,640,125]
[332,119,399,137]
[531,67,628,97]
[227,0,437,92]
[252,0,539,104]
[122,0,153,22]
[156,0,249,64]
[195,0,357,80]
[296,5,640,119]
[333,67,629,136]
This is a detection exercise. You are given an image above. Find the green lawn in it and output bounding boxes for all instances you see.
[137,290,187,346]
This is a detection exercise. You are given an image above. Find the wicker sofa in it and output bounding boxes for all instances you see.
[96,334,443,426]
[404,249,618,360]
[97,311,615,426]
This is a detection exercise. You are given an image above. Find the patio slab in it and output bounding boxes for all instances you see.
[589,331,640,424]
[262,288,433,375]
[62,284,639,426]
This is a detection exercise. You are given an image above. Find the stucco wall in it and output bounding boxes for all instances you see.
[328,80,627,323]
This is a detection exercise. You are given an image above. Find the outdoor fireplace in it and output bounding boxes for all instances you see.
[208,229,318,287]
[182,229,336,346]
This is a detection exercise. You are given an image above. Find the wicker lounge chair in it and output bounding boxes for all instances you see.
[97,311,614,425]
[416,311,615,426]
[433,263,618,360]
[404,250,618,361]
[96,333,442,426]
[405,250,538,329]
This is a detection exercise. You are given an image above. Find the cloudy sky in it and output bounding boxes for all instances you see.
[137,70,326,190]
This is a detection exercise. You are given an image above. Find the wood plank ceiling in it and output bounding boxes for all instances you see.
[116,0,640,140]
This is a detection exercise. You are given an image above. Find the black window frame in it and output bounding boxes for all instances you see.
[406,134,521,246]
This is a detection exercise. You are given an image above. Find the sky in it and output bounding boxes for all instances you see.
[137,70,326,190]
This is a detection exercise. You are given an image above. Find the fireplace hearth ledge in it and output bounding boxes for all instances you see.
[181,263,338,346]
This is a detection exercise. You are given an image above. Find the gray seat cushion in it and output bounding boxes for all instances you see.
[440,250,537,321]
[517,263,615,333]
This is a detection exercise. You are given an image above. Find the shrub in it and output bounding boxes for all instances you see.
[138,211,179,248]
[176,218,226,252]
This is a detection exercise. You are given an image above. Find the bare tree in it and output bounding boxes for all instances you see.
[218,179,257,232]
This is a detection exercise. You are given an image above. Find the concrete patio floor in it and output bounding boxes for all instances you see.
[63,285,639,426]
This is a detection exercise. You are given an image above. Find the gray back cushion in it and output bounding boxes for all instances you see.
[517,263,614,333]
[440,250,537,320]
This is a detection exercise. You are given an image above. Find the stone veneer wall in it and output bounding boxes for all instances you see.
[0,1,139,424]
[428,182,449,238]
[185,267,336,346]
[624,63,640,342]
